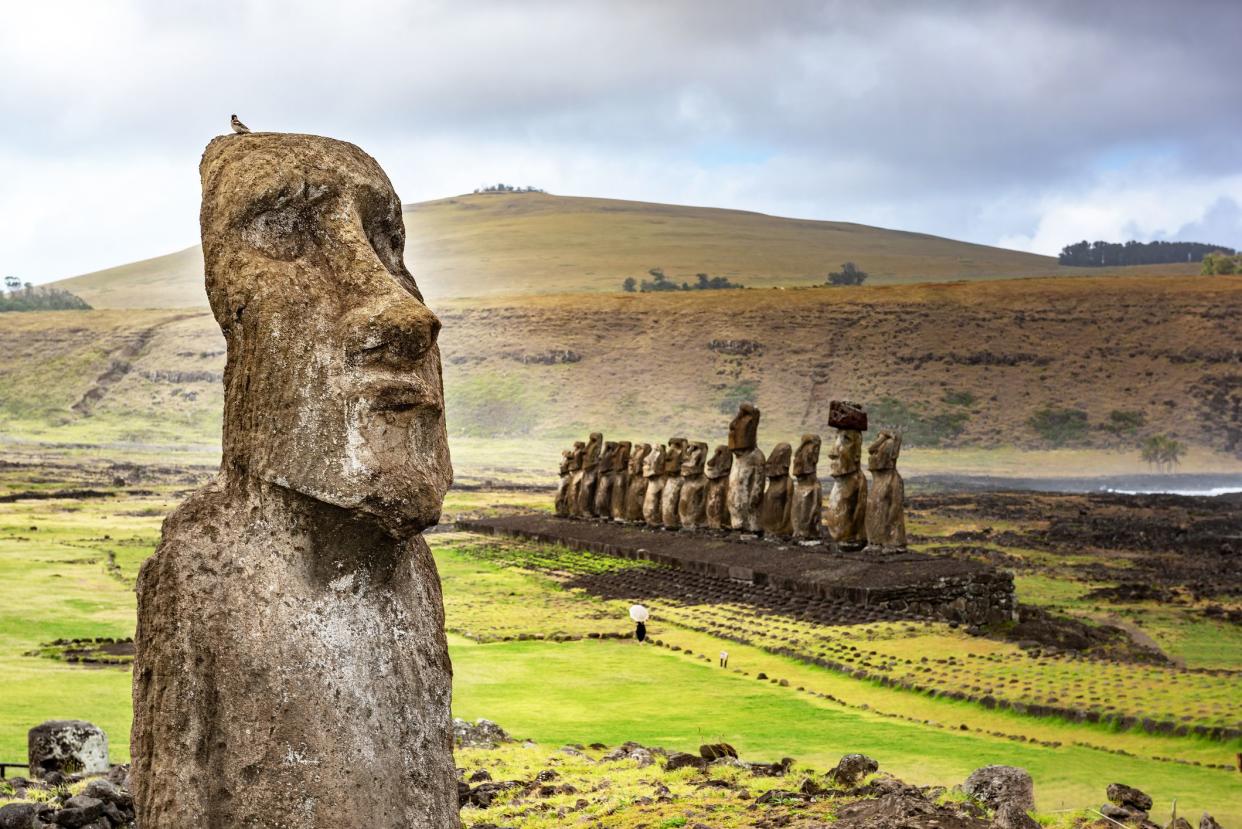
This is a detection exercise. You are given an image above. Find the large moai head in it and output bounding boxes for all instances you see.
[705,445,733,479]
[665,437,688,475]
[868,430,903,471]
[828,430,863,476]
[728,403,760,452]
[598,441,619,474]
[681,441,708,476]
[643,444,667,478]
[615,441,632,471]
[583,433,603,469]
[570,441,586,471]
[629,443,651,475]
[765,442,792,477]
[793,434,821,477]
[200,133,450,535]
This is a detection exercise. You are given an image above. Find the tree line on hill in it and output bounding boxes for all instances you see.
[1058,239,1233,267]
[623,269,744,292]
[0,283,92,312]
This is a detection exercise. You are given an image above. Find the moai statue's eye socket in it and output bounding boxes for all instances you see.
[242,204,308,261]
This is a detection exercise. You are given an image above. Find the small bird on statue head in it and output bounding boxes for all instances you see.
[230,114,251,134]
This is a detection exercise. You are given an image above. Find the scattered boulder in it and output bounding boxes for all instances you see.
[994,801,1040,829]
[1200,814,1223,829]
[699,743,738,761]
[1167,818,1192,829]
[453,718,512,748]
[962,765,1035,813]
[665,752,709,772]
[1107,783,1154,812]
[828,753,880,786]
[0,802,51,829]
[27,720,109,778]
[49,795,104,827]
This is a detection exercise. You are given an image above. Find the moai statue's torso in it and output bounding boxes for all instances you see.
[132,133,458,828]
[790,434,823,542]
[565,441,586,518]
[554,449,573,517]
[593,441,619,518]
[826,402,869,549]
[641,444,667,527]
[623,444,651,522]
[608,441,631,520]
[865,431,906,551]
[726,404,765,532]
[660,437,688,528]
[759,442,793,537]
[577,432,603,517]
[704,445,733,530]
[677,442,709,530]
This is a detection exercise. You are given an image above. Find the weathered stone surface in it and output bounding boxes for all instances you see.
[790,434,823,541]
[608,441,632,520]
[704,445,732,530]
[962,765,1035,813]
[0,802,48,829]
[453,718,512,748]
[760,442,793,536]
[131,133,458,828]
[593,441,619,518]
[623,443,650,522]
[577,432,603,517]
[865,430,907,550]
[642,444,667,527]
[699,742,738,761]
[554,449,573,517]
[27,720,109,778]
[829,399,868,431]
[1107,783,1154,812]
[565,441,586,517]
[826,429,867,549]
[678,441,709,530]
[1200,813,1224,829]
[726,405,765,532]
[661,438,688,528]
[827,753,878,786]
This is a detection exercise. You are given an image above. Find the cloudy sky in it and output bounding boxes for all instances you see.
[3,0,1241,283]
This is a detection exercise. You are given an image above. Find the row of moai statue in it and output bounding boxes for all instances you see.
[553,401,907,551]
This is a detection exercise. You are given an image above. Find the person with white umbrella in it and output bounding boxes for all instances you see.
[630,604,649,645]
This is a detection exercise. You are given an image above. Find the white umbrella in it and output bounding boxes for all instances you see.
[629,604,649,623]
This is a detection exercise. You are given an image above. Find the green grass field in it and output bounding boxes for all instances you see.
[1,480,1238,824]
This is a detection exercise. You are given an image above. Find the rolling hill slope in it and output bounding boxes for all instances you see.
[50,192,1185,309]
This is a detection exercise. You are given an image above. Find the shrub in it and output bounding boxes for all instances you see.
[827,262,867,286]
[718,380,759,415]
[0,285,92,312]
[942,390,976,407]
[1140,434,1186,472]
[1101,409,1145,437]
[866,398,969,447]
[622,277,637,292]
[1028,406,1089,446]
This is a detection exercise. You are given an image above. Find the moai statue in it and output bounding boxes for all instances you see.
[593,441,619,518]
[826,401,868,550]
[623,443,651,522]
[132,133,458,827]
[704,445,733,530]
[865,430,907,551]
[660,437,689,528]
[608,441,632,520]
[790,434,823,542]
[554,449,573,517]
[677,441,709,530]
[565,441,586,518]
[759,442,793,537]
[726,404,765,533]
[642,444,667,527]
[576,432,603,517]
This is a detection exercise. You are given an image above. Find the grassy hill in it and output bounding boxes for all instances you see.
[49,192,1195,309]
[4,275,1239,478]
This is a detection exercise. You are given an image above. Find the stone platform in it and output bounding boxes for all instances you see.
[458,514,1016,625]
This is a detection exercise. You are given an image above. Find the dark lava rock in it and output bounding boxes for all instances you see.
[745,757,795,777]
[1107,782,1154,812]
[962,765,1035,812]
[665,752,709,772]
[468,769,492,783]
[995,801,1040,829]
[833,788,992,829]
[755,789,808,805]
[453,718,512,748]
[699,742,738,761]
[0,802,51,829]
[828,753,880,786]
[50,796,105,827]
[1200,813,1223,829]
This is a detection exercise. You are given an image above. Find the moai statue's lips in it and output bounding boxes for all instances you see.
[357,379,442,415]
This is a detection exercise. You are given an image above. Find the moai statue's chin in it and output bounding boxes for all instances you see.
[790,434,823,542]
[623,443,651,522]
[677,441,709,530]
[554,449,573,517]
[577,432,603,517]
[593,440,619,518]
[826,402,868,550]
[865,430,907,551]
[704,445,733,530]
[641,444,667,527]
[726,404,765,533]
[131,134,458,828]
[565,441,586,519]
[660,437,689,528]
[759,442,793,537]
[608,441,631,520]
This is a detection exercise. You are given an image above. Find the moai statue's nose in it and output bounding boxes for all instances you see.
[344,296,441,367]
